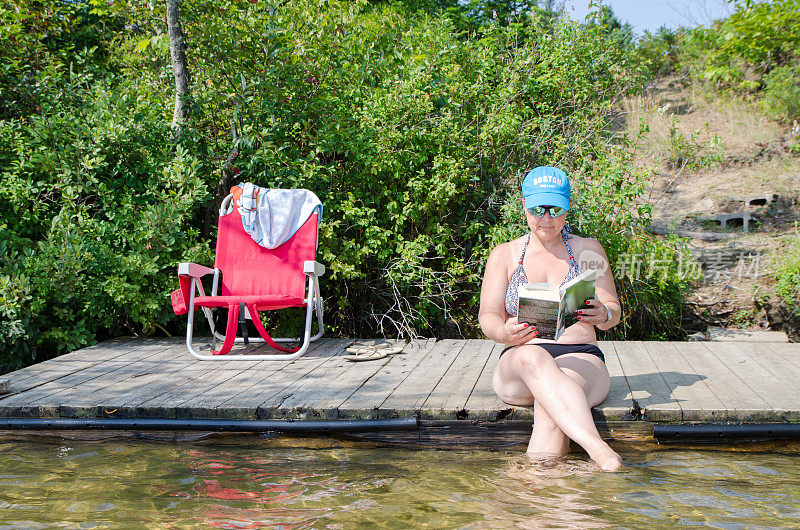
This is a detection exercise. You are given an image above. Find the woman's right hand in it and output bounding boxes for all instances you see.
[502,317,538,346]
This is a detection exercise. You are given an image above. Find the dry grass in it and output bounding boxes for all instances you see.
[618,76,800,219]
[622,80,783,164]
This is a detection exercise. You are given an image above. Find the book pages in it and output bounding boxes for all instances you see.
[518,296,561,339]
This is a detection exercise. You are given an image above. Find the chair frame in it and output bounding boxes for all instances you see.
[180,194,325,361]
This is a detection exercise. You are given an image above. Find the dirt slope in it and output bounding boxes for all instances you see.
[622,76,800,340]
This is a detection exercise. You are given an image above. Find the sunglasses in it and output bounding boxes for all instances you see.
[527,205,568,217]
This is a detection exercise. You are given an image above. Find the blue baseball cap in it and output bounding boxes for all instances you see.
[521,166,570,211]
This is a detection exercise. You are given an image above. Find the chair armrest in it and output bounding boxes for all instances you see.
[178,262,215,278]
[303,261,326,277]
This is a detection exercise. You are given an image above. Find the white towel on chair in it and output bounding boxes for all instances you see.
[237,183,322,249]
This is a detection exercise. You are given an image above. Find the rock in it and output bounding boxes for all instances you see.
[693,198,716,211]
[0,378,8,395]
[706,326,789,342]
[763,300,800,343]
[647,224,737,241]
[687,331,709,341]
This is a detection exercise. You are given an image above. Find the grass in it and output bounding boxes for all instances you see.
[729,308,758,327]
[621,78,784,167]
[774,224,800,309]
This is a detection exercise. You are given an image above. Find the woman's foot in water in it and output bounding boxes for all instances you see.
[590,445,622,472]
[525,450,565,467]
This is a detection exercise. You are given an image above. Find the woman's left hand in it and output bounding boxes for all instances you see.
[575,298,609,326]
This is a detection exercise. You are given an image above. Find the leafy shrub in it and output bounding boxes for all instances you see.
[0,0,694,372]
[664,115,725,172]
[571,141,699,340]
[0,70,213,372]
[677,25,749,90]
[637,26,681,78]
[676,0,800,92]
[763,65,800,122]
[776,228,800,309]
[719,0,800,72]
[159,0,663,339]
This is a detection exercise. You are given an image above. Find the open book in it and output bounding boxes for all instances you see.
[517,269,597,340]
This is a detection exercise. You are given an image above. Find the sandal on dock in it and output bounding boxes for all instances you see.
[343,341,405,362]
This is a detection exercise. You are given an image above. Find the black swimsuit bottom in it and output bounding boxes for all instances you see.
[500,343,605,363]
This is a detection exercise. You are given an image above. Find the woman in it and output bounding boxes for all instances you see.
[478,166,622,472]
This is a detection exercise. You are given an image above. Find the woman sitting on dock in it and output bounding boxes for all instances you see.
[478,166,623,471]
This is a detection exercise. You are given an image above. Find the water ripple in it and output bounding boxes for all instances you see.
[0,439,799,527]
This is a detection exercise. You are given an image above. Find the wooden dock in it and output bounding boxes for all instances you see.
[1,338,799,446]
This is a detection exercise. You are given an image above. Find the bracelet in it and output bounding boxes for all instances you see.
[602,304,612,324]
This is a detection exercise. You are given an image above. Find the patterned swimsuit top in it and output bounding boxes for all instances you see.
[504,227,582,316]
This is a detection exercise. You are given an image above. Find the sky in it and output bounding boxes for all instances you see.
[561,0,735,34]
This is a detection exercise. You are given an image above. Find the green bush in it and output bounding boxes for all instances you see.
[776,229,800,309]
[637,26,681,78]
[677,25,749,90]
[675,0,800,92]
[160,0,658,338]
[763,65,800,122]
[572,140,699,340]
[0,70,213,372]
[0,0,694,372]
[663,115,725,172]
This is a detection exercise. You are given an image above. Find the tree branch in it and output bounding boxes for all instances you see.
[166,0,190,134]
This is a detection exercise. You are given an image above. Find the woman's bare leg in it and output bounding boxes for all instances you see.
[528,400,571,457]
[526,354,614,458]
[493,346,621,471]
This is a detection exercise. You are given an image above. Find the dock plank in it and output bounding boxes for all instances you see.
[675,342,771,421]
[597,341,635,420]
[612,341,681,421]
[642,341,726,421]
[420,339,495,419]
[130,367,244,418]
[62,347,200,416]
[32,341,195,408]
[706,342,800,420]
[3,338,800,440]
[380,339,466,416]
[210,339,351,417]
[614,341,682,421]
[253,339,359,416]
[276,340,403,419]
[762,342,800,372]
[103,342,280,416]
[9,340,188,406]
[0,340,174,399]
[187,339,347,418]
[339,339,436,419]
[265,340,361,418]
[96,340,327,418]
[463,343,511,420]
[2,366,95,397]
[98,342,274,415]
[50,337,145,362]
[143,340,341,416]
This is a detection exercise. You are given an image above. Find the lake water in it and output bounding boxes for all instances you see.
[1,434,799,528]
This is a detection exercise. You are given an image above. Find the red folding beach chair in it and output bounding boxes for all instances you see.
[171,191,324,360]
